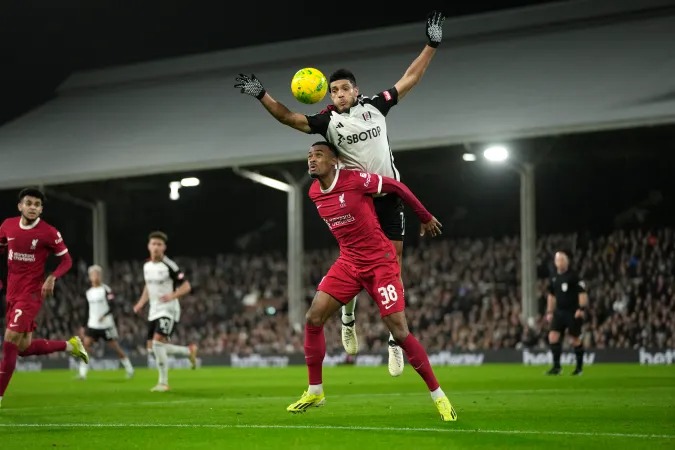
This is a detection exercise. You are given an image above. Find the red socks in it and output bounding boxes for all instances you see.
[399,333,440,391]
[19,339,67,356]
[304,324,325,385]
[0,341,19,396]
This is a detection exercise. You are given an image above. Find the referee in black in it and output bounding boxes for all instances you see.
[546,250,589,375]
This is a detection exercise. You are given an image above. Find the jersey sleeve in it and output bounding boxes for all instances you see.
[102,284,116,317]
[165,259,187,286]
[104,284,115,301]
[363,87,398,116]
[547,279,555,295]
[305,107,333,136]
[576,275,587,294]
[46,226,68,256]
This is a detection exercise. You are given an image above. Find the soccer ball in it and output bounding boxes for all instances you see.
[291,68,328,104]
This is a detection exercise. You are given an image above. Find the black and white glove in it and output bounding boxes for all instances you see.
[425,10,445,48]
[234,73,266,100]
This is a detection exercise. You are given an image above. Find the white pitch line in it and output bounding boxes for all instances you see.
[0,423,673,440]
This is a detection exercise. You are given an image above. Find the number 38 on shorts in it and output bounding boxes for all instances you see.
[374,282,405,315]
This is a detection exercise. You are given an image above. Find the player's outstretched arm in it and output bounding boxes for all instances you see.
[379,176,442,237]
[234,73,311,132]
[394,10,445,101]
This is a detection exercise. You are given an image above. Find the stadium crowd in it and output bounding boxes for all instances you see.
[3,228,673,357]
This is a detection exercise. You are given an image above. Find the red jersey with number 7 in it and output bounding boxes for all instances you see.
[0,217,69,302]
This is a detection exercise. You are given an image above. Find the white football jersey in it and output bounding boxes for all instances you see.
[143,256,185,322]
[85,284,115,329]
[306,87,401,181]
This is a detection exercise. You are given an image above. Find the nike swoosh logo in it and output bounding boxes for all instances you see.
[7,237,15,241]
[316,204,323,209]
[384,302,396,310]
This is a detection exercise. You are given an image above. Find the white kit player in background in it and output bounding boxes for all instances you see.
[235,11,446,377]
[133,231,197,392]
[78,265,134,380]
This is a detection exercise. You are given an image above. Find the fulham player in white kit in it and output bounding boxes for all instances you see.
[236,11,446,376]
[133,231,197,392]
[78,264,134,380]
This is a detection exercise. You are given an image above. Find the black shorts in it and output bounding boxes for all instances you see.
[147,317,177,339]
[551,310,582,337]
[85,326,118,342]
[373,194,405,241]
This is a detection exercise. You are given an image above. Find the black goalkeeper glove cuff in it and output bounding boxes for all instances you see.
[426,10,445,48]
[234,73,266,100]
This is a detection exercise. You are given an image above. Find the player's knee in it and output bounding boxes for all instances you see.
[305,309,325,327]
[548,332,560,344]
[4,330,23,346]
[385,314,409,343]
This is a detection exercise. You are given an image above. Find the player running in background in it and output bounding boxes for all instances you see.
[546,250,589,375]
[235,11,446,376]
[77,264,134,380]
[0,188,89,409]
[286,142,457,421]
[133,231,197,392]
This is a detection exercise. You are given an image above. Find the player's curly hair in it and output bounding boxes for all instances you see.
[148,231,168,243]
[329,69,356,86]
[18,187,46,203]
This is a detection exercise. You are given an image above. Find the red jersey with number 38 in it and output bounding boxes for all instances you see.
[309,169,397,267]
[0,217,68,302]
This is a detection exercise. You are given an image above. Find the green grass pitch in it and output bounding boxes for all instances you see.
[0,364,673,449]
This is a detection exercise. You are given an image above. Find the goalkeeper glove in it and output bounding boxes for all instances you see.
[426,10,446,48]
[234,73,266,100]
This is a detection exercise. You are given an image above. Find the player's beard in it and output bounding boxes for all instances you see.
[21,212,39,223]
[309,171,319,179]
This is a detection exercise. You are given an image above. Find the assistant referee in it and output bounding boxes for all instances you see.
[546,250,589,375]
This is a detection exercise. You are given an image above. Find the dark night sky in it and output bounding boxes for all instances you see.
[0,0,565,126]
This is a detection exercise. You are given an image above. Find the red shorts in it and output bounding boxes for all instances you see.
[5,299,41,333]
[318,258,405,317]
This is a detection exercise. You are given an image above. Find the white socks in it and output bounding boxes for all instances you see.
[430,387,445,401]
[308,384,323,395]
[120,357,134,374]
[152,340,169,385]
[163,344,190,356]
[79,360,88,378]
[342,297,357,324]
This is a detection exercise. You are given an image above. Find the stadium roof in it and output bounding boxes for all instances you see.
[0,0,674,189]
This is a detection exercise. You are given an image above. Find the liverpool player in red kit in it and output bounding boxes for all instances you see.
[0,188,89,408]
[286,142,457,421]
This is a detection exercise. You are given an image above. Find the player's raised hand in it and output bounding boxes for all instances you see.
[426,10,445,48]
[234,73,266,99]
[420,216,443,237]
[41,274,56,298]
